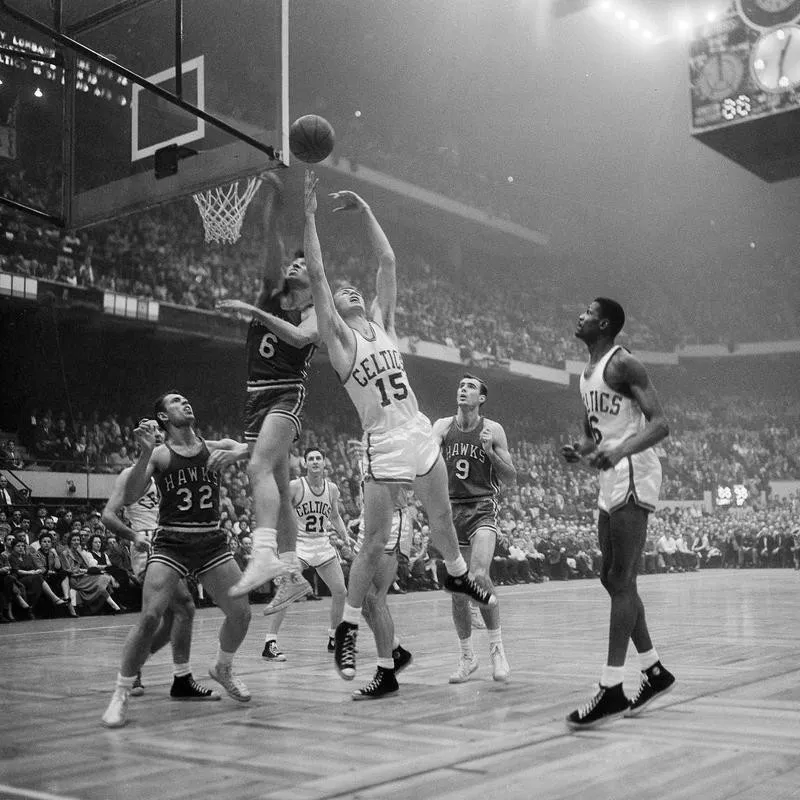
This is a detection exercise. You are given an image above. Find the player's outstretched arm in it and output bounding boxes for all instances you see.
[217,299,319,348]
[328,483,349,540]
[206,438,251,472]
[480,421,517,486]
[330,189,397,337]
[256,171,286,304]
[101,468,147,549]
[588,351,669,471]
[431,417,453,448]
[122,422,159,505]
[303,170,353,377]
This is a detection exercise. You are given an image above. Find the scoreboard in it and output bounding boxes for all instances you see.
[690,0,800,181]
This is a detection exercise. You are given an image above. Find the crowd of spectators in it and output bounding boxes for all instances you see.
[4,160,796,357]
[1,384,798,623]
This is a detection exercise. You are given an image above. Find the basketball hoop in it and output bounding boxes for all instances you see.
[193,176,263,244]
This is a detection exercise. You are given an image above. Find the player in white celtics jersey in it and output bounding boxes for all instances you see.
[101,456,219,703]
[562,298,674,730]
[301,170,495,700]
[261,448,349,660]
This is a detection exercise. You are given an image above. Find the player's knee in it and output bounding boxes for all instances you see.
[137,607,165,635]
[605,570,636,597]
[228,599,251,627]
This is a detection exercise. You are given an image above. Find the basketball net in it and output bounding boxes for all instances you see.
[193,176,263,244]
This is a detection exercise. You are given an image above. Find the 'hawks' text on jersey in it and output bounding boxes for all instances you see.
[442,417,499,501]
[155,441,220,534]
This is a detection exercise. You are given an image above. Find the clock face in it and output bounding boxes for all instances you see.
[696,52,746,101]
[751,25,800,91]
[737,0,800,30]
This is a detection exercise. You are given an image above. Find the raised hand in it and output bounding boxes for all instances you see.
[133,420,158,453]
[329,189,369,213]
[479,425,494,455]
[304,169,319,216]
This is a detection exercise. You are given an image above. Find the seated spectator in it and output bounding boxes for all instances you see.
[1,535,35,618]
[656,531,678,572]
[675,532,699,571]
[34,530,70,610]
[85,533,136,609]
[60,531,122,615]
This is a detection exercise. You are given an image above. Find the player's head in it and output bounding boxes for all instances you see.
[457,374,488,409]
[153,391,195,433]
[304,447,325,475]
[283,249,309,288]
[576,297,625,342]
[333,286,366,318]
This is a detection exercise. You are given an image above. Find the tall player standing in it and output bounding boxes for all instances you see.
[261,447,350,660]
[101,432,219,702]
[101,393,252,728]
[432,375,516,684]
[218,174,316,610]
[301,170,495,698]
[562,298,675,729]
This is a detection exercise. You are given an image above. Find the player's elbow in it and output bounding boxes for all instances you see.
[100,510,115,527]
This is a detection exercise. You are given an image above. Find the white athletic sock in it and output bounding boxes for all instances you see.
[342,603,361,625]
[638,648,659,671]
[216,647,235,667]
[600,665,625,687]
[328,628,336,639]
[252,527,277,555]
[444,555,468,576]
[392,635,401,649]
[264,635,277,645]
[487,627,502,646]
[459,636,474,659]
[173,662,191,678]
[377,658,394,670]
[116,673,135,690]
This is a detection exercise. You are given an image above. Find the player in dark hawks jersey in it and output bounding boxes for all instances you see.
[217,173,317,610]
[432,375,516,685]
[101,392,252,728]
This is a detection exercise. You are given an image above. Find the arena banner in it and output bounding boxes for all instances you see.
[769,480,800,500]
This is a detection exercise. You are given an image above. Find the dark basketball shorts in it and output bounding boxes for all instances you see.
[244,383,306,442]
[149,529,234,579]
[451,497,499,548]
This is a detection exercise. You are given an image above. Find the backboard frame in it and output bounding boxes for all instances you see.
[0,0,290,229]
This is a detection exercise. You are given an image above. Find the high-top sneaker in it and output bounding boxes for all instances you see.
[626,662,676,717]
[334,620,359,680]
[444,571,497,607]
[170,674,221,701]
[352,667,399,700]
[566,683,629,730]
[392,645,413,674]
[262,571,313,615]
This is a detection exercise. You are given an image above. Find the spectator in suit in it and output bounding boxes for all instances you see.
[0,475,21,513]
[755,528,773,567]
[656,531,678,572]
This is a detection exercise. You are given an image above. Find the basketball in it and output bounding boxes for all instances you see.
[289,115,335,163]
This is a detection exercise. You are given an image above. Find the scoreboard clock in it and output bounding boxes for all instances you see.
[691,6,800,180]
[736,0,800,30]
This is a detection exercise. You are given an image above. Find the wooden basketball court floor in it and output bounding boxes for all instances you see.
[1,570,799,800]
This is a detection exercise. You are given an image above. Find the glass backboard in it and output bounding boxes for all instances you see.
[0,0,288,228]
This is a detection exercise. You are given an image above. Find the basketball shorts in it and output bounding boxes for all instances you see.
[451,497,499,548]
[597,451,662,514]
[363,412,439,484]
[244,382,306,443]
[149,529,233,579]
[354,507,412,560]
[296,531,338,570]
[130,530,155,581]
